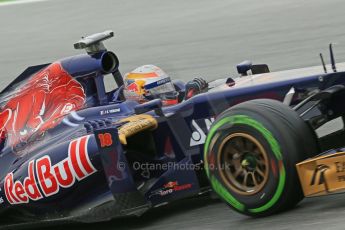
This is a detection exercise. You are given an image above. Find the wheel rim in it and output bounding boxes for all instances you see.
[217,133,269,195]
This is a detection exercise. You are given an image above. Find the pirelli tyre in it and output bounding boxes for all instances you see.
[204,99,319,217]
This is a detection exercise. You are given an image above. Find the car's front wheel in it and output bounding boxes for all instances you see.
[204,99,319,216]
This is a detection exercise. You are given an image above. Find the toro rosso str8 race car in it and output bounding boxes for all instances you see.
[1,31,345,226]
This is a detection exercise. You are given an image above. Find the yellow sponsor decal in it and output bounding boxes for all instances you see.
[115,114,158,145]
[296,152,345,197]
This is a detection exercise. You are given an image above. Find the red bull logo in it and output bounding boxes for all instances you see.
[127,82,140,92]
[4,135,96,205]
[126,80,146,95]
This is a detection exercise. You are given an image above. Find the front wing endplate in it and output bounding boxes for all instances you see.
[296,152,345,197]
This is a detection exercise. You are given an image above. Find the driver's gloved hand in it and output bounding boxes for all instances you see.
[185,77,208,100]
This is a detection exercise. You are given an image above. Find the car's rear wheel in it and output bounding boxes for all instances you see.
[204,99,319,216]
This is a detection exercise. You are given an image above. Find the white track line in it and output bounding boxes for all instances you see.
[0,0,50,6]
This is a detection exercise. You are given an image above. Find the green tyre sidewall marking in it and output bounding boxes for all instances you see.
[203,114,286,214]
[210,175,245,211]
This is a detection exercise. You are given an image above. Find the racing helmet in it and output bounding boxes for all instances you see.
[123,65,178,106]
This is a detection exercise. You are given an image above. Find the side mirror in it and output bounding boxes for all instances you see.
[236,60,252,76]
[251,64,270,74]
[134,99,163,116]
[236,60,270,76]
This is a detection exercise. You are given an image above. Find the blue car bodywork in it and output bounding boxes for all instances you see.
[1,31,345,225]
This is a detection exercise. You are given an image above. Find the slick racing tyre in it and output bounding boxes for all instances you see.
[204,99,319,217]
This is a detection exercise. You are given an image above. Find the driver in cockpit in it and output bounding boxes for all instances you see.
[121,65,208,106]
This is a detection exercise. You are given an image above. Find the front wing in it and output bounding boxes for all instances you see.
[297,150,345,197]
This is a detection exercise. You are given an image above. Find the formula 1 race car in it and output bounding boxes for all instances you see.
[1,31,345,227]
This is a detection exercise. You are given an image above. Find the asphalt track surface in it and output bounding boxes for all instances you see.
[1,0,345,229]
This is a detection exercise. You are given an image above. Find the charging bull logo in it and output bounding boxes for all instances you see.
[123,80,147,103]
[4,135,96,205]
[126,80,146,95]
[126,81,140,93]
[0,62,85,147]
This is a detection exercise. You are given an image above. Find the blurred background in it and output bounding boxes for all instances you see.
[1,0,345,229]
[1,0,345,86]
